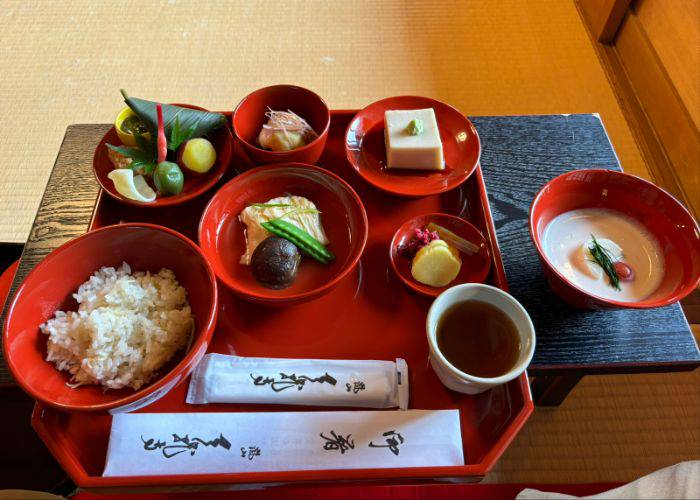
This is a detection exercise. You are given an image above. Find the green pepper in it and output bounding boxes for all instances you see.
[153,161,184,196]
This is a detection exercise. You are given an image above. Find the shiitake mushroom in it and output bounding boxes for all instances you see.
[251,236,301,289]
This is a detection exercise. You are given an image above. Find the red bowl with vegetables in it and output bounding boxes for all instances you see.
[93,102,233,207]
[3,223,218,412]
[390,213,491,297]
[530,169,700,309]
[232,85,330,166]
[199,163,368,306]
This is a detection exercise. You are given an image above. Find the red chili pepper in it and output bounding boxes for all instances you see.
[156,103,167,164]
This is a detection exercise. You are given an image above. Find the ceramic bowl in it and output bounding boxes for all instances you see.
[93,103,233,207]
[198,163,368,306]
[427,283,535,395]
[530,169,700,309]
[232,85,330,166]
[345,96,481,197]
[390,213,491,297]
[2,223,218,412]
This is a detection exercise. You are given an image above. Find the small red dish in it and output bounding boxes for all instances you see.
[93,104,233,207]
[345,96,481,198]
[2,223,218,412]
[390,213,491,297]
[199,163,368,306]
[530,169,700,309]
[233,85,331,166]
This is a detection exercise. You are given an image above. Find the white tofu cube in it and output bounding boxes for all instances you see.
[384,109,444,170]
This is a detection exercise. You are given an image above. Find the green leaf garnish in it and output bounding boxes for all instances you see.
[168,117,198,152]
[588,234,621,291]
[106,138,157,175]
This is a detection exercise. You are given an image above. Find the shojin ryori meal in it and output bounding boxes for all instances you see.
[107,90,225,201]
[40,263,193,390]
[542,208,664,302]
[384,108,444,170]
[239,196,334,289]
[398,223,479,288]
[257,108,318,152]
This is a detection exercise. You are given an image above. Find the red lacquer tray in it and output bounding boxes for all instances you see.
[31,111,533,489]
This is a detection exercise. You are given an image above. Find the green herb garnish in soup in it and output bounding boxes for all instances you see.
[588,234,621,291]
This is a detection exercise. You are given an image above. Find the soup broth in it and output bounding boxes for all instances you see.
[436,300,521,378]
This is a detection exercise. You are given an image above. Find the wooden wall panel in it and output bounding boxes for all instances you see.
[615,9,700,218]
[633,0,700,131]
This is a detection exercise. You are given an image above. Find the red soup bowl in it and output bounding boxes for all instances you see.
[390,213,491,298]
[345,96,481,197]
[530,169,700,309]
[93,103,233,207]
[199,163,368,306]
[233,85,330,166]
[2,224,218,413]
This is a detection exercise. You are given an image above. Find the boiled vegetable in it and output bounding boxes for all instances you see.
[251,236,301,289]
[153,161,184,195]
[411,240,461,287]
[177,138,217,174]
[261,219,334,264]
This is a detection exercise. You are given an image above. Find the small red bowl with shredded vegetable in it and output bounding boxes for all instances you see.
[390,213,491,297]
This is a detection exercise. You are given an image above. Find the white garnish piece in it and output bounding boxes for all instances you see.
[108,169,157,202]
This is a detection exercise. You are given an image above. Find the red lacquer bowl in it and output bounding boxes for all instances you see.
[233,85,331,166]
[2,224,218,412]
[93,103,233,207]
[199,163,368,306]
[390,213,491,297]
[530,169,700,309]
[345,96,481,197]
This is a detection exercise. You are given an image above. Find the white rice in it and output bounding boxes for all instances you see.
[40,263,193,390]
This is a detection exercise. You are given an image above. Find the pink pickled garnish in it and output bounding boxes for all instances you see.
[614,262,635,281]
[398,227,440,260]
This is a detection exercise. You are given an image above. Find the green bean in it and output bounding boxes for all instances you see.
[261,219,335,264]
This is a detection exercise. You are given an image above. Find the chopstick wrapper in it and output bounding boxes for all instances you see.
[102,410,463,476]
[186,354,409,409]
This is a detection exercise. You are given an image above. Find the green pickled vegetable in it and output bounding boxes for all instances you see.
[153,161,184,196]
[261,219,335,264]
[120,89,225,140]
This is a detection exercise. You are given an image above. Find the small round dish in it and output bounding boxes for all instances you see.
[233,85,331,166]
[390,213,491,297]
[2,223,218,412]
[93,103,233,207]
[530,169,700,309]
[345,96,481,197]
[199,163,368,306]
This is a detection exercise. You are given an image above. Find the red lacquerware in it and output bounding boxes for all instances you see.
[3,224,218,412]
[390,213,491,297]
[530,169,700,309]
[199,163,367,306]
[345,96,481,197]
[233,85,331,166]
[93,104,233,207]
[31,110,532,489]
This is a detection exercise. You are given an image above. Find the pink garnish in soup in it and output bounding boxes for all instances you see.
[614,262,635,281]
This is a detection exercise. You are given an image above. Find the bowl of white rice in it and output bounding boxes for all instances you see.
[3,223,218,412]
